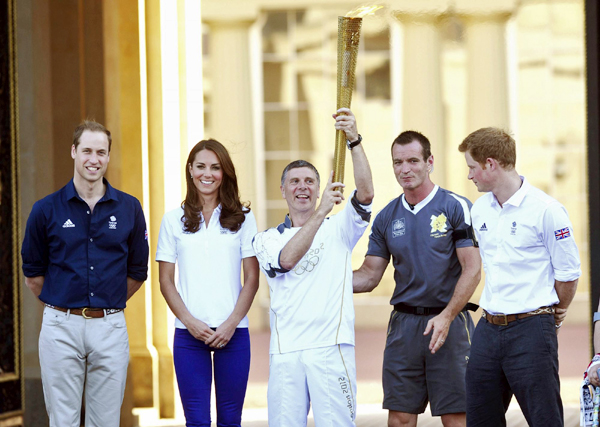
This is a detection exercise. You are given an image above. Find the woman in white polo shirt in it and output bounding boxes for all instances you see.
[156,139,259,427]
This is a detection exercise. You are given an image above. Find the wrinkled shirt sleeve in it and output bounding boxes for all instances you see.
[253,228,289,278]
[127,200,149,282]
[542,202,581,282]
[21,201,49,278]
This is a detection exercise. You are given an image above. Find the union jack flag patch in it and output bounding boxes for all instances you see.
[554,227,571,240]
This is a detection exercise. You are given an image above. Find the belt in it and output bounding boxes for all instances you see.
[393,302,479,316]
[45,304,122,319]
[482,306,554,326]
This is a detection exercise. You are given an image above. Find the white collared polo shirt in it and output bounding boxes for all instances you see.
[472,177,581,315]
[155,205,257,329]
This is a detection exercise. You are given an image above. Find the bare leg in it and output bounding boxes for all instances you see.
[388,410,417,427]
[441,412,466,427]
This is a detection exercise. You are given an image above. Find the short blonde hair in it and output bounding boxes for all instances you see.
[458,127,516,168]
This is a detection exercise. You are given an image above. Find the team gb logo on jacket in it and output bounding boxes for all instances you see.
[109,216,117,229]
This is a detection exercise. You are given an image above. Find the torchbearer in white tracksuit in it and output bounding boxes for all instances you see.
[252,108,374,427]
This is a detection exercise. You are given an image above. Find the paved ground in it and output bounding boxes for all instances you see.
[137,322,591,426]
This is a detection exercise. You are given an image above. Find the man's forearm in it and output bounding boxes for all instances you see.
[352,256,388,293]
[554,279,578,309]
[353,268,378,293]
[553,279,578,325]
[442,266,480,320]
[127,277,144,301]
[279,210,327,270]
[350,144,374,205]
[442,246,481,319]
[25,276,44,298]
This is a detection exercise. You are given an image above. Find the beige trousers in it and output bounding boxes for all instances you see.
[39,306,129,427]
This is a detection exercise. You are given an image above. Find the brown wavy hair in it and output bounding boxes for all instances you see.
[182,139,250,233]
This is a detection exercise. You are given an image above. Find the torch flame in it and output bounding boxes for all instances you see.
[345,5,384,18]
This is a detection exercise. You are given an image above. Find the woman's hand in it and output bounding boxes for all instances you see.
[186,318,215,342]
[205,320,236,349]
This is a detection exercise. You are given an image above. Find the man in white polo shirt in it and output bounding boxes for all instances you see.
[252,108,374,426]
[458,127,581,426]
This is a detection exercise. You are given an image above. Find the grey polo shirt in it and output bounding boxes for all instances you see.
[367,186,474,307]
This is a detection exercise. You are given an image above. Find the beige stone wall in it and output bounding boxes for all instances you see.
[15,0,589,424]
[203,0,589,326]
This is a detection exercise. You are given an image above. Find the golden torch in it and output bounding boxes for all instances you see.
[333,6,382,186]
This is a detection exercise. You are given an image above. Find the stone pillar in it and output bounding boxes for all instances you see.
[395,12,446,187]
[145,0,183,419]
[464,15,511,132]
[17,0,53,425]
[206,20,257,204]
[146,0,206,418]
[206,18,268,329]
[457,1,515,201]
[103,1,158,421]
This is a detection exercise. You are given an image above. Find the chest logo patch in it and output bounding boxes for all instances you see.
[109,216,117,230]
[510,221,517,235]
[430,213,448,234]
[62,219,75,228]
[392,218,405,238]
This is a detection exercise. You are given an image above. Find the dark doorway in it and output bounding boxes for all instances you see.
[587,0,600,352]
[0,0,23,422]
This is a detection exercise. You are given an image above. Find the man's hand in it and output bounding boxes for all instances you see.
[554,306,567,325]
[424,312,453,354]
[333,108,358,142]
[317,171,345,216]
[25,276,44,298]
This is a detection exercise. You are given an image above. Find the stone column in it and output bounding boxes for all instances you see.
[206,20,257,205]
[145,0,189,418]
[464,14,511,132]
[395,12,446,186]
[103,1,158,422]
[457,0,516,201]
[205,18,268,329]
[17,0,53,424]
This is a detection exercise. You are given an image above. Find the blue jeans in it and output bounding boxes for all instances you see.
[465,314,562,427]
[173,327,251,427]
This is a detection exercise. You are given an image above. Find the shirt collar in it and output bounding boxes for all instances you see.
[283,214,292,228]
[492,176,528,208]
[275,214,293,233]
[402,185,439,214]
[200,203,222,220]
[66,178,119,203]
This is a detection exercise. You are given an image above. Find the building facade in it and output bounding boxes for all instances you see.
[0,0,588,424]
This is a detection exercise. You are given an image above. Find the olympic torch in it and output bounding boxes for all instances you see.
[333,16,362,187]
[333,6,382,187]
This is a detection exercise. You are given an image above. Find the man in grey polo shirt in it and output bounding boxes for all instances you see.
[353,130,481,427]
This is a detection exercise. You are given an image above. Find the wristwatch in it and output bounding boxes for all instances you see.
[346,134,362,150]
